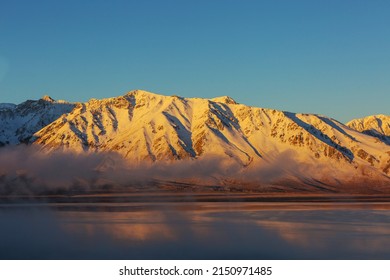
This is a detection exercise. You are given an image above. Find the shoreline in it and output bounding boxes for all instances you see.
[2,192,390,204]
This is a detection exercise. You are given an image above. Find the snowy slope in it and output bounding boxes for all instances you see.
[0,96,76,145]
[28,90,390,189]
[1,90,389,191]
[346,115,390,144]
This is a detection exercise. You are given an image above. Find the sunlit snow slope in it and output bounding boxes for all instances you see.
[1,90,389,192]
[347,114,390,145]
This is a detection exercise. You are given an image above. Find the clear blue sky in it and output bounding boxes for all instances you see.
[1,0,389,122]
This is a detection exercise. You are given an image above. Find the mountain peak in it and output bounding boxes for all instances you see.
[368,114,388,120]
[125,89,158,97]
[346,114,390,144]
[211,96,238,104]
[40,95,55,102]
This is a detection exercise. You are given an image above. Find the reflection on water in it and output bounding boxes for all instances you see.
[1,199,390,259]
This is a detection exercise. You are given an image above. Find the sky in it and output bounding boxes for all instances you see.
[0,0,389,123]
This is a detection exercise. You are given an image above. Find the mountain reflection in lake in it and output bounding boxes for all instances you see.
[1,196,390,259]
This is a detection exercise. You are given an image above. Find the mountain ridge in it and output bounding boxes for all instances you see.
[1,89,389,193]
[0,96,76,146]
[346,114,390,145]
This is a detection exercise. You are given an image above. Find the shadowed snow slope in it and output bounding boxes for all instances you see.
[1,90,389,192]
[0,96,75,145]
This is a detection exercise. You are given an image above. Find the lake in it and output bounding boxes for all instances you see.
[1,193,390,259]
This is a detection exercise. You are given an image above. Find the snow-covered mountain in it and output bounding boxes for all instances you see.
[0,96,75,146]
[346,114,390,144]
[1,90,389,192]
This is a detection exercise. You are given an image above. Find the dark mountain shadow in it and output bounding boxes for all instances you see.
[162,112,196,157]
[376,118,384,133]
[316,116,358,142]
[68,121,89,152]
[361,129,390,145]
[211,102,262,158]
[284,112,354,161]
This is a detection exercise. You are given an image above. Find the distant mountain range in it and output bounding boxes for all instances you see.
[1,90,389,193]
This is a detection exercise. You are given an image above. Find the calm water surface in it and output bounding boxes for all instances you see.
[1,195,390,259]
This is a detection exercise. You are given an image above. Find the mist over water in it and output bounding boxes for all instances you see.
[0,146,306,195]
[1,201,390,259]
[2,146,390,259]
[0,145,349,196]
